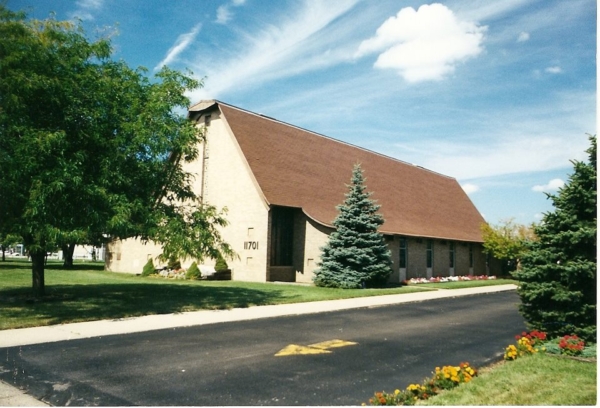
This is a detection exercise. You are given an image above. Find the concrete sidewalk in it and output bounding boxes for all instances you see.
[0,284,517,406]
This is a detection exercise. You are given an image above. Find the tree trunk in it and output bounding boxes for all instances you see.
[31,250,46,298]
[1,245,5,262]
[62,243,76,268]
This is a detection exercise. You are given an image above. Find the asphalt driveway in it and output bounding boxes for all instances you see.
[0,290,526,406]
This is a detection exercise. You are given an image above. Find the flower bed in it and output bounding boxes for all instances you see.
[504,331,546,360]
[404,275,496,285]
[558,334,586,356]
[365,330,596,405]
[504,330,596,361]
[365,362,478,406]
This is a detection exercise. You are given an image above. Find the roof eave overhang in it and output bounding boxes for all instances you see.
[295,207,483,243]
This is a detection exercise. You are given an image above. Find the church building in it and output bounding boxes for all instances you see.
[106,100,498,282]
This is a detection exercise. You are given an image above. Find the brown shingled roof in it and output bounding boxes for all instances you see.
[191,100,485,242]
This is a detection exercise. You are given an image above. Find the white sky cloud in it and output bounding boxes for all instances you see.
[545,66,562,74]
[216,6,232,24]
[355,3,487,82]
[517,31,530,42]
[154,23,202,71]
[216,0,248,24]
[450,0,531,21]
[532,178,565,192]
[461,183,480,194]
[68,0,104,21]
[190,0,359,101]
[398,130,590,181]
[386,86,595,182]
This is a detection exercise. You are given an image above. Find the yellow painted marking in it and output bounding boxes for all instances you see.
[275,339,358,356]
[309,339,358,349]
[275,344,332,356]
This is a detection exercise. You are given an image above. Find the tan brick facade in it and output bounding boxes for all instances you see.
[107,109,271,279]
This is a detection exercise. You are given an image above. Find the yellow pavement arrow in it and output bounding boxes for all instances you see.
[275,339,358,357]
[275,344,332,356]
[309,339,358,349]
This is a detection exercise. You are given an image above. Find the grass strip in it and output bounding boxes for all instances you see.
[0,259,515,330]
[420,353,597,406]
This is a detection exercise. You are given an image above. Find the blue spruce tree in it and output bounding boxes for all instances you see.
[313,164,392,288]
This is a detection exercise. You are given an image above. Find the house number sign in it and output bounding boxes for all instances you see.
[244,241,259,250]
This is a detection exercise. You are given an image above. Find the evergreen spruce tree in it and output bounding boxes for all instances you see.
[313,164,392,288]
[513,135,596,342]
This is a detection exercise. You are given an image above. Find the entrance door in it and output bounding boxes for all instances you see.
[268,206,295,282]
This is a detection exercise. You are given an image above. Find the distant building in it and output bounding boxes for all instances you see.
[106,100,499,281]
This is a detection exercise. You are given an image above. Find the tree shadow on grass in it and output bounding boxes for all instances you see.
[0,282,287,329]
[0,262,31,270]
[45,262,106,271]
[0,261,105,271]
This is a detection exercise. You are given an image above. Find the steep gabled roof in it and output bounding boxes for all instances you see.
[190,100,485,242]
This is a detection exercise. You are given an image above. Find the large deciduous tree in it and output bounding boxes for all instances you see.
[481,218,536,274]
[0,6,232,297]
[313,164,392,289]
[513,136,597,342]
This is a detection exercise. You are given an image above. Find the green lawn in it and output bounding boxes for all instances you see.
[3,260,594,405]
[419,353,597,406]
[0,259,515,330]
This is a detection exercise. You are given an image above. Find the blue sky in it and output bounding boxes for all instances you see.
[10,0,596,226]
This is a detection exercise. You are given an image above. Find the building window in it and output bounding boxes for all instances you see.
[270,206,294,266]
[399,237,407,269]
[426,239,433,269]
[204,114,211,126]
[449,242,455,268]
[469,244,474,268]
